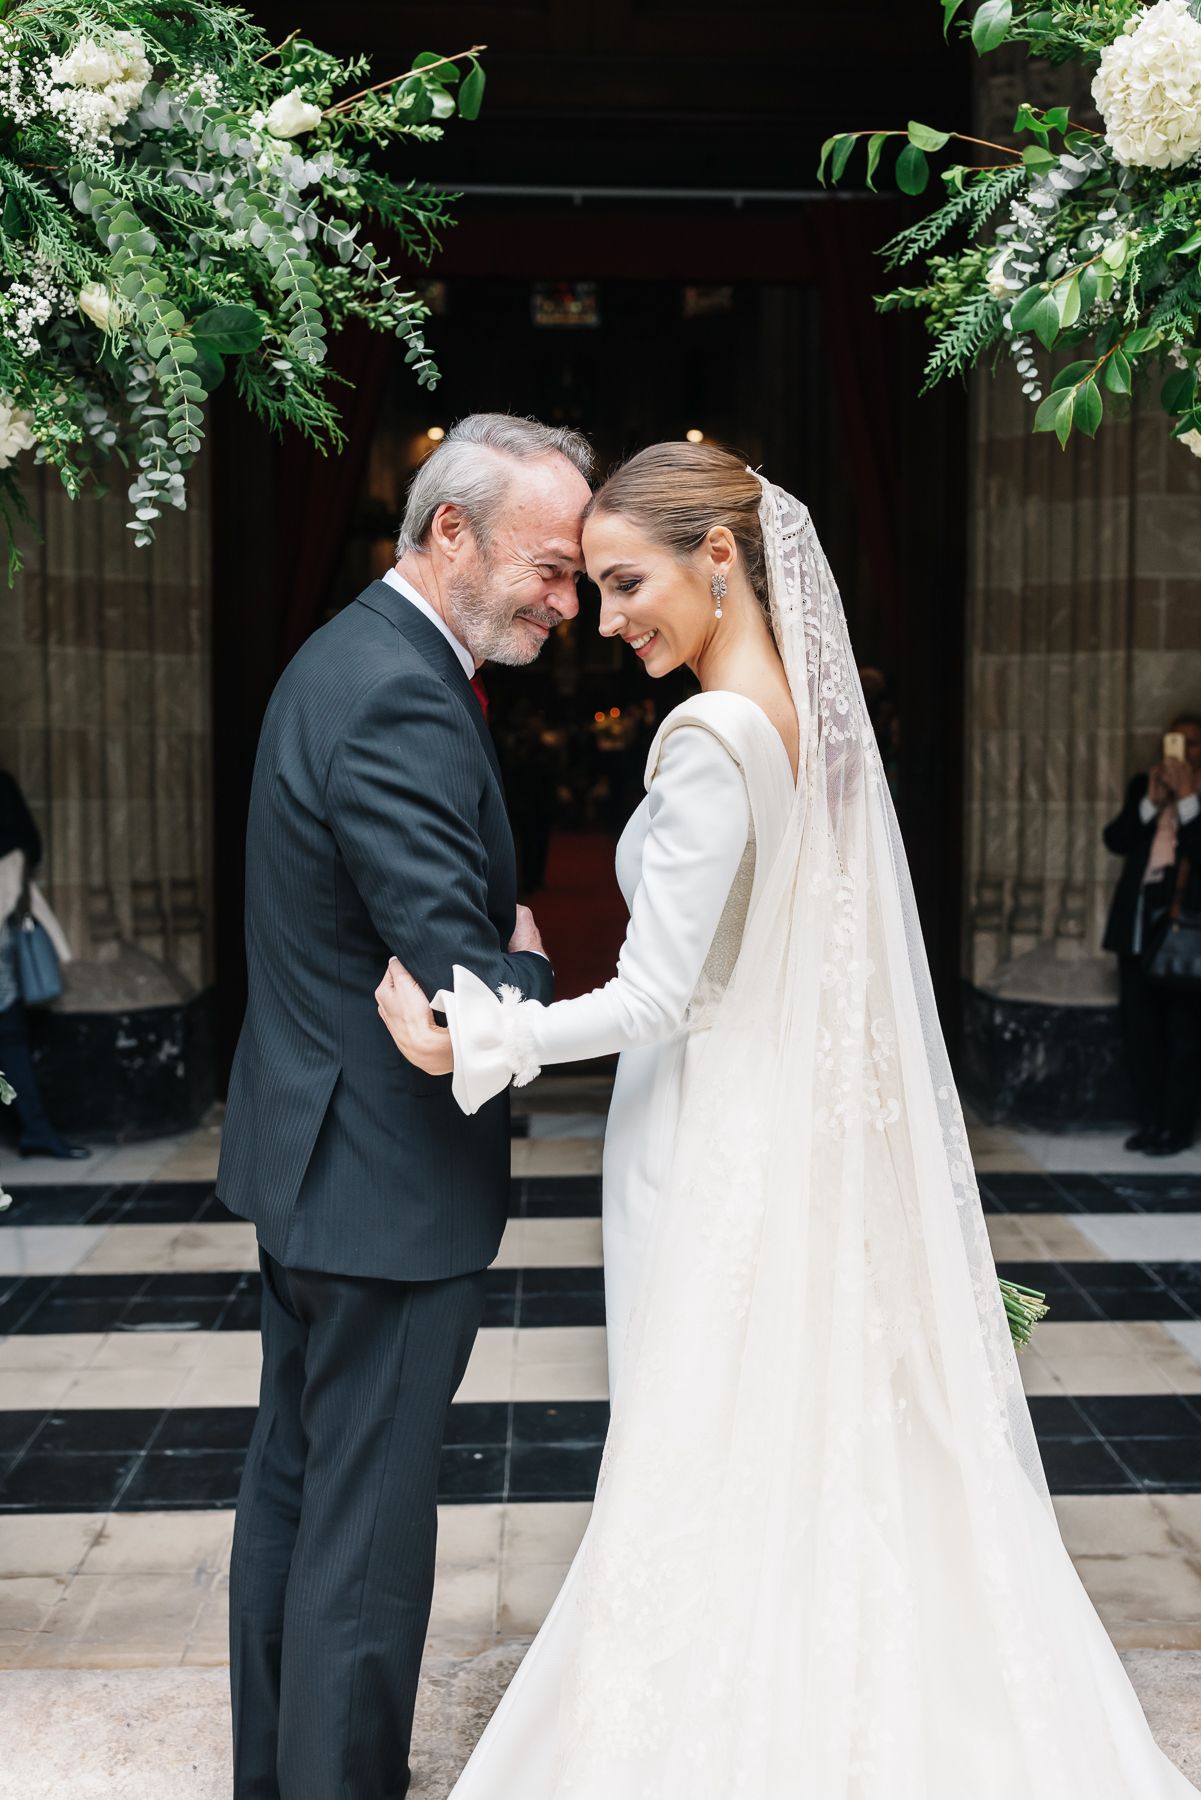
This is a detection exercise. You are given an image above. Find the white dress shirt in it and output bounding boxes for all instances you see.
[382,566,475,678]
[1139,792,1200,826]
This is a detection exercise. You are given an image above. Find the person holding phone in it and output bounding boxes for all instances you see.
[0,768,90,1160]
[1102,715,1201,1155]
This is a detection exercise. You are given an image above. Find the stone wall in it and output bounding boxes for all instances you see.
[961,53,1201,1125]
[1,458,215,1137]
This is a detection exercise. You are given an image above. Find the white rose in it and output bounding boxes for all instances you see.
[1179,428,1201,459]
[1092,0,1201,170]
[265,89,323,139]
[0,397,36,470]
[78,282,117,331]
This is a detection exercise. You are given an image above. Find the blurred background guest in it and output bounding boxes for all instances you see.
[0,768,89,1161]
[503,709,563,895]
[1102,715,1201,1156]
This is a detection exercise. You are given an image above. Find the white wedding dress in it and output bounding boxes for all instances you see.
[442,690,795,1397]
[431,485,1198,1798]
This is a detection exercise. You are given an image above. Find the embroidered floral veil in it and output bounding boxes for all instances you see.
[539,481,1163,1798]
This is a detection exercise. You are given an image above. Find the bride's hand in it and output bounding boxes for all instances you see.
[375,957,454,1076]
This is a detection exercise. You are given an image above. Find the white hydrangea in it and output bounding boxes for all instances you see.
[1092,0,1201,170]
[0,397,36,469]
[47,31,151,152]
[50,29,150,94]
[266,89,323,139]
[1179,427,1201,458]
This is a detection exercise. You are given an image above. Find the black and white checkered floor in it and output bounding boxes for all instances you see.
[1,1088,1200,1796]
[5,1167,1201,1515]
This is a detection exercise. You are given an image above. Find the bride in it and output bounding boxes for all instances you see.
[375,443,1197,1797]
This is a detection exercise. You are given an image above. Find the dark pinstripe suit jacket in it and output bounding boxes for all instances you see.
[216,579,554,1281]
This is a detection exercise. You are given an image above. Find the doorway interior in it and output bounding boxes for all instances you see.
[211,201,967,1080]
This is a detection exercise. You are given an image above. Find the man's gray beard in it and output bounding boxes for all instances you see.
[447,567,558,668]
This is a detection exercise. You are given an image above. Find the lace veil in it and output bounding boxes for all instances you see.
[545,483,1116,1797]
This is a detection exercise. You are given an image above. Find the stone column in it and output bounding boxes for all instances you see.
[1,456,214,1137]
[961,54,1201,1124]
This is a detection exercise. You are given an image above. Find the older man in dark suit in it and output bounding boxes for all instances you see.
[219,414,593,1800]
[1102,714,1201,1156]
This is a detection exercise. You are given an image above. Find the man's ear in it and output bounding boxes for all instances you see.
[430,502,470,559]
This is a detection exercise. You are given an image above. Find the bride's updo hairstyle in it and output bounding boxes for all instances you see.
[586,442,769,609]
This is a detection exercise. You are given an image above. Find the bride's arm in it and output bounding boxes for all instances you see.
[378,724,750,1113]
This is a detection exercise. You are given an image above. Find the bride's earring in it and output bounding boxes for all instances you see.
[711,571,727,619]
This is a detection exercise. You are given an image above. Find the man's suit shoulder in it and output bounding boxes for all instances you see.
[277,599,455,723]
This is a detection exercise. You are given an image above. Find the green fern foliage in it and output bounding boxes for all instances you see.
[0,1,488,573]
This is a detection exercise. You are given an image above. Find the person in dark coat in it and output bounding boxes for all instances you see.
[0,770,89,1160]
[219,414,592,1800]
[1102,715,1201,1154]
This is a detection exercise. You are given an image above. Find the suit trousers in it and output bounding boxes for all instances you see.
[229,1247,487,1800]
[1118,954,1201,1138]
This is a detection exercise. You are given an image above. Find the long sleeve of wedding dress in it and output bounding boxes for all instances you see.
[433,719,753,1115]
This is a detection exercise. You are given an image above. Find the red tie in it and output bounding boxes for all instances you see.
[470,672,489,720]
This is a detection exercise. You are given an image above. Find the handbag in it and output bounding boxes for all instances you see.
[1143,856,1201,993]
[13,908,62,1006]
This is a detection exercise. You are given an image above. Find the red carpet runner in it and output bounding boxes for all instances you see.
[529,832,628,1001]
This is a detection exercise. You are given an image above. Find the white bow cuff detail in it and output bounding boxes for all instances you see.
[431,964,542,1116]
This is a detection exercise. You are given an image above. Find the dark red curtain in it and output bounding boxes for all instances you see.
[275,315,393,667]
[804,202,906,673]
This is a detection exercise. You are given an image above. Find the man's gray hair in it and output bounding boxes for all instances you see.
[395,413,594,558]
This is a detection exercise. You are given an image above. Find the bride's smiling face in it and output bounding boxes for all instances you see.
[583,511,719,678]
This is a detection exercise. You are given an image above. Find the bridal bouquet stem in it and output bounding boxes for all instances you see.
[999,1277,1050,1347]
[0,1,486,574]
[821,0,1201,453]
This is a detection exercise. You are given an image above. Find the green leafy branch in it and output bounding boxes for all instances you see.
[813,2,1201,451]
[941,0,1143,60]
[1033,330,1134,444]
[820,121,1018,198]
[820,104,1101,202]
[323,45,487,123]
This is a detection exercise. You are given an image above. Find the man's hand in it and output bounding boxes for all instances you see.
[375,959,454,1076]
[509,903,547,960]
[1148,762,1170,807]
[1164,757,1194,801]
